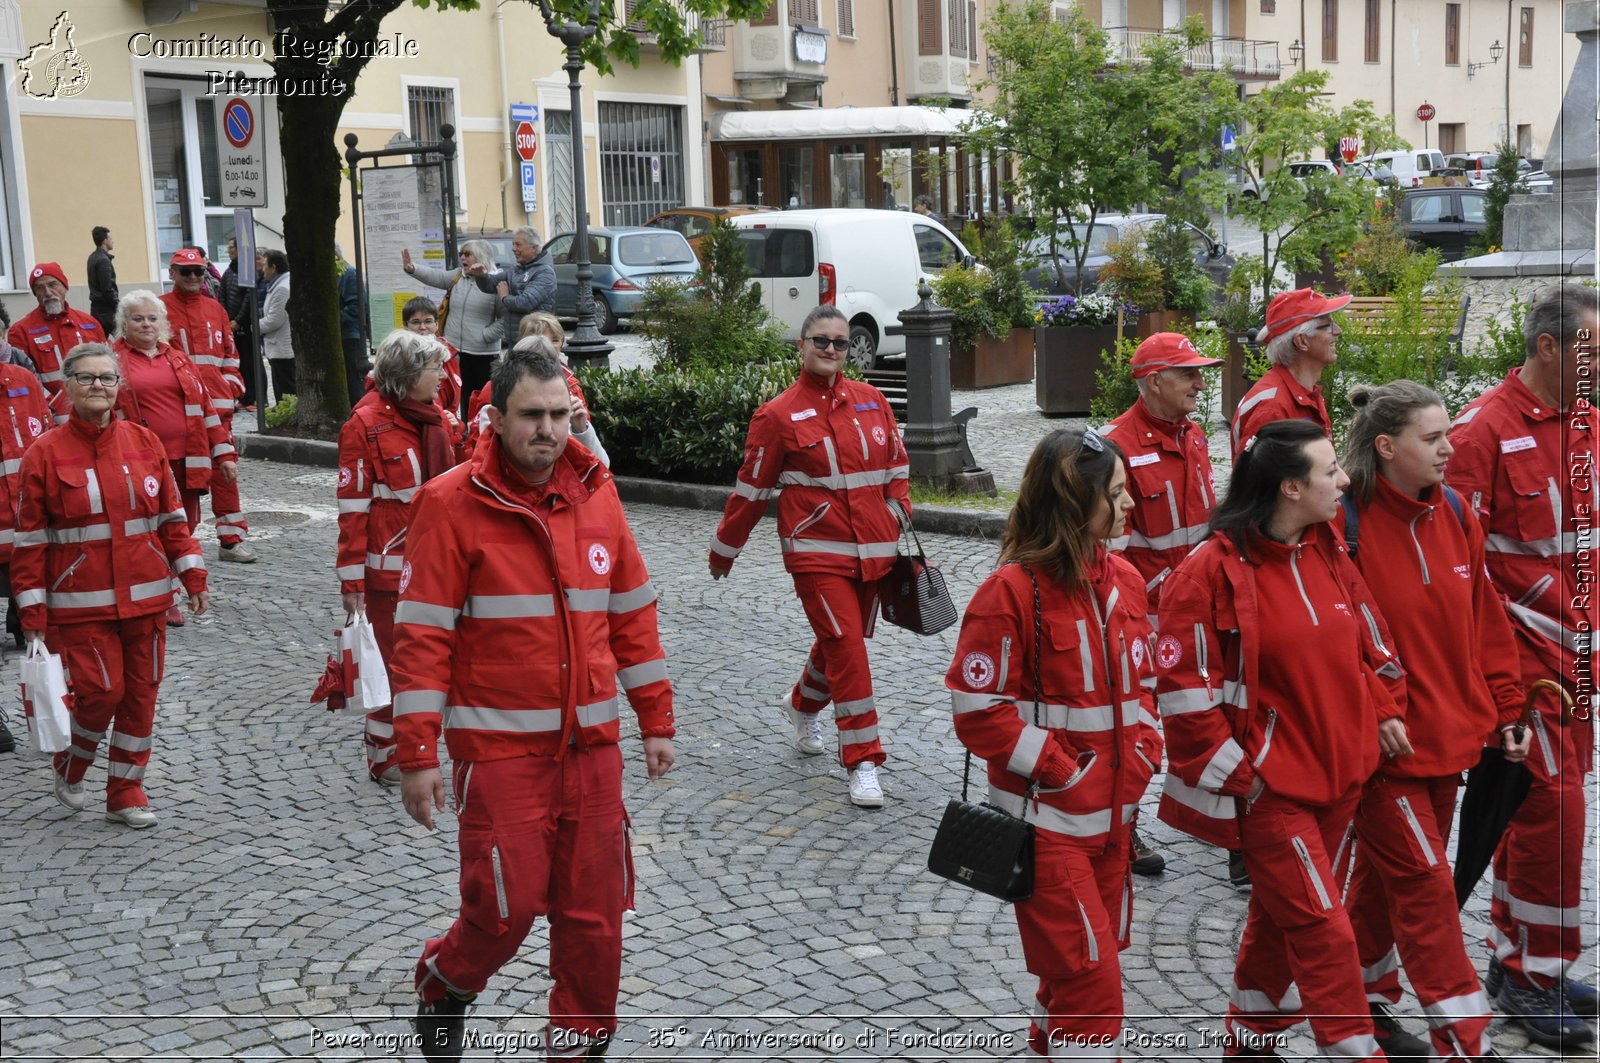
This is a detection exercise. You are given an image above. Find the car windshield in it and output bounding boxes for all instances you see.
[617,232,696,266]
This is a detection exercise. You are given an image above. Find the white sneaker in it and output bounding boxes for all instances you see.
[218,540,258,564]
[788,707,826,756]
[52,771,85,812]
[377,766,401,786]
[105,805,157,829]
[848,762,884,807]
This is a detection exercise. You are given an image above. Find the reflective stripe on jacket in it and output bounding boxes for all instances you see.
[162,290,243,411]
[12,414,207,630]
[1230,364,1331,458]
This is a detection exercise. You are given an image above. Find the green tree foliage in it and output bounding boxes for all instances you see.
[1336,190,1416,296]
[967,3,1237,293]
[1477,139,1530,255]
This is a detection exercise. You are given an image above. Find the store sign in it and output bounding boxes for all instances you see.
[794,28,827,64]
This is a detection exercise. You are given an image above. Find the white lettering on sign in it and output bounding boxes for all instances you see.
[1128,452,1161,467]
[1501,436,1538,453]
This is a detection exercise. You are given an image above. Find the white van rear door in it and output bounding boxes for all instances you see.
[761,227,820,336]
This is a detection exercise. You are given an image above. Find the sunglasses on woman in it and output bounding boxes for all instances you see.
[805,335,850,353]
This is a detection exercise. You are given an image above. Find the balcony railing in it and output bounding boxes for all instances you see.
[1103,26,1282,78]
[623,1,727,50]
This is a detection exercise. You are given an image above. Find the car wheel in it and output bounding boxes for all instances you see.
[590,292,617,335]
[848,324,877,370]
[1242,189,1259,200]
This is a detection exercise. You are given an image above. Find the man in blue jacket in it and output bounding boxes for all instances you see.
[466,226,555,344]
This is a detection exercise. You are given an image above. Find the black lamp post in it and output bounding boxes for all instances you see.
[535,0,613,369]
[1287,38,1304,69]
[1468,39,1505,79]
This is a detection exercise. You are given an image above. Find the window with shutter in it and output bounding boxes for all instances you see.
[968,0,977,62]
[919,0,942,55]
[789,0,819,25]
[1444,3,1459,64]
[837,0,855,36]
[1519,7,1533,66]
[949,0,966,58]
[751,1,778,26]
[1321,0,1337,60]
[1364,0,1379,61]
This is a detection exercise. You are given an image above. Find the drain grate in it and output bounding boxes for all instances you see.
[241,511,312,528]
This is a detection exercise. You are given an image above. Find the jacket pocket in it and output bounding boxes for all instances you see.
[54,466,103,521]
[374,430,422,492]
[1129,465,1179,539]
[1504,455,1559,542]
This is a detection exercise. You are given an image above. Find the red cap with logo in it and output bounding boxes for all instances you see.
[1259,287,1352,343]
[28,263,68,291]
[170,248,206,267]
[1130,332,1223,378]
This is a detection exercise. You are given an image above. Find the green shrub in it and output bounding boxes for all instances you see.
[1337,192,1419,296]
[1089,336,1143,425]
[1477,139,1530,255]
[265,393,297,428]
[1468,291,1529,381]
[578,361,798,483]
[930,265,1003,353]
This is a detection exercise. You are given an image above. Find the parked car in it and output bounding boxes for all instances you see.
[644,205,775,264]
[726,208,976,367]
[1356,149,1448,187]
[541,226,700,334]
[1446,152,1554,193]
[1399,186,1488,261]
[1233,159,1342,202]
[1022,214,1232,299]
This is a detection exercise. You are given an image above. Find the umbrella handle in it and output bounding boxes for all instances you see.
[1524,679,1576,738]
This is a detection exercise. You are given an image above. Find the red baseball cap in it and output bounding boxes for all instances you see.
[1260,287,1352,343]
[170,248,206,267]
[28,263,68,291]
[1130,332,1223,378]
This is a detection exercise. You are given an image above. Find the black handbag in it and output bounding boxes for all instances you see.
[927,567,1043,902]
[879,521,959,636]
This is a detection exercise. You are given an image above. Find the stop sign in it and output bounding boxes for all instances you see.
[1416,102,1436,122]
[514,120,538,162]
[1339,135,1360,163]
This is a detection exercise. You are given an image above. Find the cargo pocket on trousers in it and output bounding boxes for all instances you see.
[620,811,637,914]
[459,829,510,935]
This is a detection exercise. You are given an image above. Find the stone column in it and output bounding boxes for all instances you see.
[897,283,968,489]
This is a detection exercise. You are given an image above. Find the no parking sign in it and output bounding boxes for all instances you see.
[217,96,267,208]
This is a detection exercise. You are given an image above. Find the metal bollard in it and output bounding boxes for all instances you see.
[898,282,996,495]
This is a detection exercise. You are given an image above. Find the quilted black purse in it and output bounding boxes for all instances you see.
[926,566,1043,902]
[879,522,959,636]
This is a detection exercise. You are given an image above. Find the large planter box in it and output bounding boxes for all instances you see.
[952,327,1034,389]
[1136,309,1192,339]
[1221,330,1263,421]
[1035,324,1120,416]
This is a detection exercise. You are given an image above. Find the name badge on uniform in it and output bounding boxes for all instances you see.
[1128,452,1160,467]
[1501,436,1537,453]
[854,402,879,412]
[5,388,28,398]
[791,408,818,421]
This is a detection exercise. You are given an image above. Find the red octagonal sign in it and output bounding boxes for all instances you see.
[1416,102,1436,122]
[514,120,538,162]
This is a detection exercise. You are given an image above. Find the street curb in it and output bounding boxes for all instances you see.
[238,432,1008,540]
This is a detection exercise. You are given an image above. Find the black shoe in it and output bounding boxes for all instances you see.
[1369,1002,1430,1061]
[0,713,14,755]
[1487,955,1599,1018]
[415,992,474,1062]
[1129,828,1165,875]
[1227,850,1251,891]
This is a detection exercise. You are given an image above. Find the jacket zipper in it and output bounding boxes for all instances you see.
[490,845,510,919]
[1529,711,1559,776]
[1408,511,1431,584]
[89,644,110,688]
[51,553,87,590]
[1194,622,1213,699]
[1252,708,1277,768]
[1195,463,1211,509]
[997,636,1011,692]
[853,417,868,461]
[1516,574,1553,608]
[1290,835,1334,910]
[1288,548,1319,624]
[1358,602,1393,658]
[123,465,137,511]
[1396,795,1439,866]
[1146,566,1170,593]
[7,407,21,448]
[789,501,832,541]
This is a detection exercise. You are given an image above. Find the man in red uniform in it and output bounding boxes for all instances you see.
[391,346,675,1062]
[1102,331,1222,877]
[5,263,103,399]
[162,249,255,563]
[1447,281,1599,1048]
[1230,288,1349,457]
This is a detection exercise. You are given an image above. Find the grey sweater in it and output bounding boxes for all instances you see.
[407,263,504,356]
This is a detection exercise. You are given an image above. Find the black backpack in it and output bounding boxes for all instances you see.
[1340,485,1464,559]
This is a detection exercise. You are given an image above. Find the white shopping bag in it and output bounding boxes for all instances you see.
[20,638,71,755]
[341,613,391,710]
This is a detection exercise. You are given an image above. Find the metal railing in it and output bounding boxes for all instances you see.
[1102,26,1281,77]
[623,0,727,49]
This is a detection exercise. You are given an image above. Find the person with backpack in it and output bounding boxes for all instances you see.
[1335,381,1531,1061]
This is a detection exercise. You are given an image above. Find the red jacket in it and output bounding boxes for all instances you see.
[1448,367,1599,682]
[712,371,911,580]
[946,551,1164,847]
[1155,526,1405,848]
[12,413,207,631]
[0,366,53,565]
[465,365,587,453]
[389,431,674,771]
[1102,397,1217,610]
[1337,477,1525,777]
[336,392,465,595]
[162,289,244,413]
[1230,364,1331,458]
[7,305,103,398]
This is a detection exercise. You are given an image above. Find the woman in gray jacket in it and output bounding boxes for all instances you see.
[400,239,503,406]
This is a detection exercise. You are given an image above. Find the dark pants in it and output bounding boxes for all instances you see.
[268,358,296,401]
[92,310,117,339]
[234,329,258,407]
[342,336,370,411]
[459,353,497,414]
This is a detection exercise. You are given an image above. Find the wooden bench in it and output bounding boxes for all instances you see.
[1339,293,1471,352]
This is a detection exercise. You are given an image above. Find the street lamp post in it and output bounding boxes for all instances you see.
[535,0,613,370]
[1467,39,1505,79]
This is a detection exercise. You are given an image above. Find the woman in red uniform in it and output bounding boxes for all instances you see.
[14,343,208,828]
[401,296,463,420]
[1156,419,1406,1062]
[944,427,1164,1059]
[709,305,909,807]
[336,329,464,782]
[108,291,236,626]
[0,354,52,745]
[1338,381,1529,1061]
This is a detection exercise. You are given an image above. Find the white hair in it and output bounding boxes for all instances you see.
[114,290,171,345]
[1264,318,1322,366]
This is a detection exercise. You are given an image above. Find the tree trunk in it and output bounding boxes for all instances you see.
[277,91,351,438]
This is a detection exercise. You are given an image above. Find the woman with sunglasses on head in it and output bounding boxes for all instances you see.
[710,305,910,808]
[944,427,1164,1060]
[14,342,208,829]
[1334,382,1528,1062]
[1155,419,1406,1062]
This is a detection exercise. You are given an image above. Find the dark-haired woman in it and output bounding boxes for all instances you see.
[1337,381,1528,1061]
[945,427,1164,1059]
[1155,419,1405,1062]
[709,305,910,808]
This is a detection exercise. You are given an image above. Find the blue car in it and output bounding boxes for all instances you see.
[542,226,700,334]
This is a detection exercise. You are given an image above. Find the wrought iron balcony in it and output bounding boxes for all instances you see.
[1102,26,1282,79]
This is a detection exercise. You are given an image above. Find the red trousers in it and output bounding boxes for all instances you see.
[1489,654,1590,989]
[363,591,397,778]
[1227,790,1381,1061]
[1348,773,1491,1059]
[1015,828,1132,1060]
[50,613,166,811]
[208,411,248,545]
[789,572,885,769]
[415,744,631,1056]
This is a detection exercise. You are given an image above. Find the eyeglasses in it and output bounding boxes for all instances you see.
[805,335,851,353]
[70,373,120,388]
[1080,427,1106,454]
[176,267,206,277]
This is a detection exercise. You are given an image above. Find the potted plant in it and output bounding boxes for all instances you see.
[934,221,1039,389]
[1099,218,1222,339]
[1034,292,1140,416]
[1215,263,1268,421]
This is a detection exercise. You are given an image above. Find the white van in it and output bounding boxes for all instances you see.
[1358,149,1447,188]
[728,209,975,367]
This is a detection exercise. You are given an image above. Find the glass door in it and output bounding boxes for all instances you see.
[144,78,236,264]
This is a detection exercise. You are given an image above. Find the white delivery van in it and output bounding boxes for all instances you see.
[727,209,976,368]
[1359,149,1448,188]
